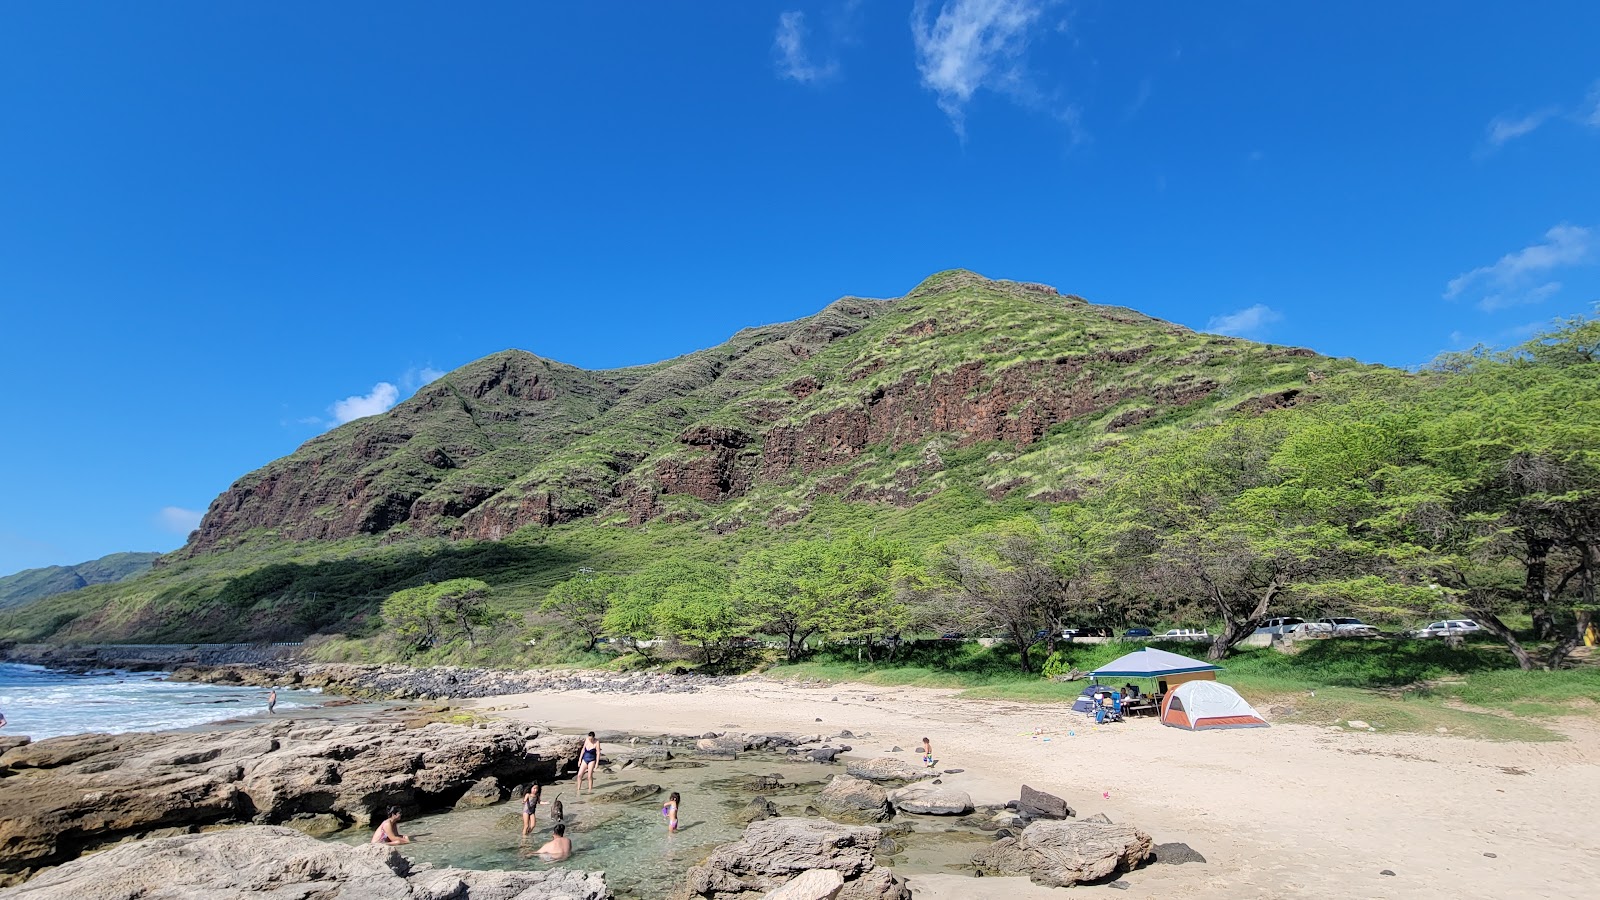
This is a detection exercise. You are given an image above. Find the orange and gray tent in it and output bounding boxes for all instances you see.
[1160,680,1269,730]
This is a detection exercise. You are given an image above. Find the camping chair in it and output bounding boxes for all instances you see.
[1095,693,1124,724]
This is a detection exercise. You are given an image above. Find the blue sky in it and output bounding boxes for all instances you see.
[2,1,1598,573]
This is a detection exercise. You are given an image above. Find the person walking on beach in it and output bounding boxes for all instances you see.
[662,792,680,833]
[920,736,935,768]
[575,731,601,793]
[521,783,542,836]
[267,689,277,715]
[371,807,411,845]
[537,823,571,860]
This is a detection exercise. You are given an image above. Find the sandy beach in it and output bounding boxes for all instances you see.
[472,678,1600,900]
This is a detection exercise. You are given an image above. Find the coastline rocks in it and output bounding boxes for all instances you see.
[734,797,780,825]
[816,774,892,824]
[762,869,844,900]
[886,783,972,816]
[678,817,908,900]
[454,776,504,809]
[169,662,729,701]
[1018,784,1075,820]
[972,820,1153,887]
[593,783,662,803]
[0,826,611,900]
[697,736,748,754]
[843,758,926,783]
[0,719,575,876]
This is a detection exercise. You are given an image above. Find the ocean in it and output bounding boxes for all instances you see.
[0,662,319,740]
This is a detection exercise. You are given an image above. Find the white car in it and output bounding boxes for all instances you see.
[1317,617,1381,637]
[1160,628,1210,641]
[1253,617,1305,635]
[1411,619,1482,638]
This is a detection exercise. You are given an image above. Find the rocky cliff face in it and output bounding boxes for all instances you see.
[180,271,1353,554]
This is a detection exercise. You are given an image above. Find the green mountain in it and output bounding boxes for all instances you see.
[3,271,1373,643]
[0,552,161,611]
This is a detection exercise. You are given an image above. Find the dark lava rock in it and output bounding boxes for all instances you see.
[1381,869,1396,876]
[1152,842,1204,864]
[593,783,662,803]
[1019,784,1075,820]
[1109,880,1130,890]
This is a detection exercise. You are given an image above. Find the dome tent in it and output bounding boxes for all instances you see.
[1160,680,1269,731]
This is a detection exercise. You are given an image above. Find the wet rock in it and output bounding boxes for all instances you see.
[679,817,908,900]
[734,797,780,825]
[887,783,972,816]
[817,774,893,824]
[3,825,610,899]
[454,775,504,809]
[761,868,845,900]
[844,757,926,783]
[1018,784,1075,820]
[746,774,785,791]
[1380,869,1396,876]
[698,735,748,753]
[972,820,1152,888]
[594,783,662,803]
[1152,842,1205,864]
[809,748,843,763]
[1080,813,1112,825]
[280,813,346,837]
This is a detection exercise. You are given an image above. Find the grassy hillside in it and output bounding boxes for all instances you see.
[0,552,160,611]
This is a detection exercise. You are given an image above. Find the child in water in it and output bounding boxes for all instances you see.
[921,737,934,768]
[662,792,680,833]
[521,783,542,836]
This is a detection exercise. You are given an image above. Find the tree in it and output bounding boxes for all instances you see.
[381,578,501,652]
[541,572,620,651]
[926,518,1062,673]
[813,534,913,663]
[616,558,739,666]
[735,541,831,662]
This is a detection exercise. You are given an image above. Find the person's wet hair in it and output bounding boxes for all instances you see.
[553,823,566,836]
[386,806,402,820]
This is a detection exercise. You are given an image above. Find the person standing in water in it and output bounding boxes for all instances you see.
[521,783,542,836]
[537,823,571,860]
[575,731,601,793]
[267,689,277,715]
[661,792,680,833]
[371,807,411,845]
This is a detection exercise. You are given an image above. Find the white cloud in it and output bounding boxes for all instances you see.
[1486,110,1553,147]
[420,366,446,384]
[911,0,1066,137]
[157,506,204,535]
[330,382,400,425]
[1206,304,1283,339]
[1445,224,1597,311]
[774,11,839,84]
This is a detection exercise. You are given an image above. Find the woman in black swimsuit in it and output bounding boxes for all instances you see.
[576,731,601,793]
[520,783,542,836]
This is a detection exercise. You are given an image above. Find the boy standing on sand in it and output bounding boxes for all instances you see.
[921,736,934,768]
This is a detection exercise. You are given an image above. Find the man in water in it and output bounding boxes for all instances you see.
[537,823,571,860]
[267,690,277,715]
[0,709,7,729]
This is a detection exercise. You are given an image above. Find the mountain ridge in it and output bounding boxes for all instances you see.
[0,552,161,610]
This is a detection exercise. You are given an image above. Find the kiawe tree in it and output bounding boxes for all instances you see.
[541,572,621,651]
[927,517,1064,673]
[381,578,502,652]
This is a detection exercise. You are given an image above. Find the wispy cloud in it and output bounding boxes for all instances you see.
[1585,80,1600,128]
[1445,224,1598,312]
[1206,304,1283,339]
[774,11,840,84]
[1485,110,1554,148]
[156,506,204,535]
[330,382,400,425]
[911,0,1072,138]
[401,366,446,393]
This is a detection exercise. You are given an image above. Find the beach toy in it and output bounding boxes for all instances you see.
[1103,791,1111,799]
[1068,731,1075,736]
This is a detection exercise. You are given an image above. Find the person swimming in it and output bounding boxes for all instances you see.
[521,783,542,836]
[537,823,571,860]
[575,731,601,793]
[371,807,410,845]
[662,791,680,833]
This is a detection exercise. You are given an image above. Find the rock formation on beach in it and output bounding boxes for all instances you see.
[972,819,1153,887]
[0,826,611,900]
[0,717,581,881]
[677,817,908,900]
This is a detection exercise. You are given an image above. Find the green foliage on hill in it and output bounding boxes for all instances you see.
[0,552,160,611]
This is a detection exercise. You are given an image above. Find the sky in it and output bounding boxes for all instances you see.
[2,1,1598,574]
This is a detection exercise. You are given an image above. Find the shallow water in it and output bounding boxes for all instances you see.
[332,750,988,899]
[0,662,318,739]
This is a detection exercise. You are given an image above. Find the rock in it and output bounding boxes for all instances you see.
[762,869,845,900]
[280,812,346,837]
[972,820,1153,887]
[1109,880,1130,890]
[941,768,964,774]
[2,825,610,899]
[1484,852,1497,859]
[816,774,893,824]
[1268,705,1296,718]
[680,817,908,900]
[594,783,662,803]
[698,735,748,753]
[746,774,785,791]
[1381,869,1396,876]
[887,746,903,753]
[454,775,503,809]
[1080,813,1112,825]
[735,797,780,825]
[837,730,854,738]
[844,758,926,783]
[1018,784,1074,820]
[1346,720,1370,730]
[809,748,843,763]
[0,736,31,755]
[1152,842,1205,864]
[887,782,973,816]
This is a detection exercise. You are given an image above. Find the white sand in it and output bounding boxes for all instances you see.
[471,679,1600,899]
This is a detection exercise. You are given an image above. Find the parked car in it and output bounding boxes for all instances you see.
[1123,627,1153,638]
[1253,616,1305,635]
[1061,626,1113,639]
[939,632,966,641]
[1411,619,1482,638]
[1317,617,1381,637]
[1160,628,1209,641]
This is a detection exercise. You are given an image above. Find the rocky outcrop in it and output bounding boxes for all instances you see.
[815,774,892,824]
[762,869,845,900]
[0,826,610,899]
[972,820,1153,887]
[843,757,927,783]
[169,662,729,700]
[1018,784,1075,820]
[678,817,908,900]
[886,782,972,816]
[0,718,578,878]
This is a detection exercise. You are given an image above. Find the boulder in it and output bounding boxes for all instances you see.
[679,817,908,900]
[454,776,503,809]
[762,869,844,900]
[0,736,31,755]
[594,783,662,803]
[1152,842,1206,864]
[696,735,748,753]
[734,797,780,825]
[886,783,972,816]
[1018,784,1074,820]
[843,757,925,783]
[280,812,346,837]
[1081,812,1113,824]
[808,748,843,763]
[972,820,1153,887]
[0,825,610,899]
[816,774,893,824]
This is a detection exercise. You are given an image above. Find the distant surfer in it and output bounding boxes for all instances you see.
[267,689,277,715]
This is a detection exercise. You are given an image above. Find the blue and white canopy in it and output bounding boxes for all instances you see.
[1089,647,1222,679]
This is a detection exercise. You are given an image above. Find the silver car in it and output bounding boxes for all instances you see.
[1411,619,1481,638]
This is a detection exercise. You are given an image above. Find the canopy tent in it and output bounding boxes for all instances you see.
[1089,648,1222,680]
[1159,680,1268,730]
